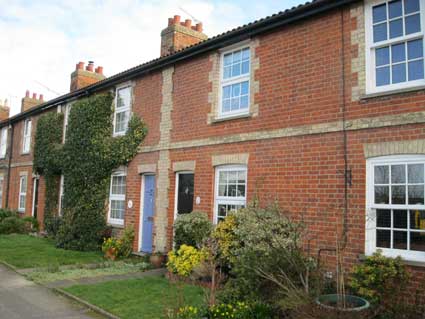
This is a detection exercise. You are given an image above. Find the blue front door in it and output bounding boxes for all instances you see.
[141,175,155,253]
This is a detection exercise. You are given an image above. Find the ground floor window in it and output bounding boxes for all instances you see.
[366,155,425,262]
[108,172,126,225]
[214,165,247,223]
[18,175,27,212]
[174,172,194,218]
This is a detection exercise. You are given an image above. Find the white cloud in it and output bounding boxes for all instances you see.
[0,0,294,116]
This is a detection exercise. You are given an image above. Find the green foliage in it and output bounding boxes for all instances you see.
[33,93,147,251]
[44,216,62,237]
[33,112,64,229]
[174,212,213,249]
[216,204,317,309]
[102,227,135,259]
[350,251,410,306]
[0,209,38,234]
[167,244,208,277]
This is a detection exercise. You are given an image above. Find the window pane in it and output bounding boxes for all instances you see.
[224,53,232,66]
[374,23,388,42]
[218,184,226,196]
[233,50,241,63]
[394,210,408,228]
[242,48,250,60]
[393,231,407,249]
[410,210,425,229]
[405,14,421,34]
[376,47,390,66]
[391,164,406,183]
[373,4,387,23]
[223,100,231,112]
[223,86,231,99]
[407,39,423,59]
[232,84,241,97]
[240,96,249,109]
[375,186,390,204]
[376,66,391,86]
[232,63,241,77]
[231,98,239,110]
[117,87,131,109]
[404,0,420,14]
[377,229,391,248]
[392,185,406,204]
[408,59,424,80]
[408,185,424,204]
[377,209,391,227]
[389,0,403,18]
[408,164,424,183]
[392,63,407,83]
[375,165,389,184]
[410,232,425,251]
[241,61,250,74]
[392,43,406,63]
[241,81,249,95]
[389,19,403,38]
[223,66,231,79]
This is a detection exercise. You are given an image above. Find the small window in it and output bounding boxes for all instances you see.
[214,165,247,223]
[18,175,27,212]
[0,176,4,208]
[58,175,64,216]
[366,0,425,93]
[219,47,251,118]
[22,119,32,154]
[113,86,131,136]
[366,155,425,262]
[0,127,7,158]
[108,173,126,225]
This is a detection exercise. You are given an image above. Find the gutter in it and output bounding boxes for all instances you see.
[0,0,360,126]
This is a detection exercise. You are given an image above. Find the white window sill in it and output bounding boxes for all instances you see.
[361,84,425,100]
[18,210,25,214]
[211,113,252,124]
[113,132,126,138]
[108,221,124,228]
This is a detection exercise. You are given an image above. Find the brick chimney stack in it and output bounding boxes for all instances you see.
[160,15,208,57]
[70,61,106,92]
[21,90,44,113]
[0,98,10,121]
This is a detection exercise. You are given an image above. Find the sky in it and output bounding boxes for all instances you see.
[0,0,307,116]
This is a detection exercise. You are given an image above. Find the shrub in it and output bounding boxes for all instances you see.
[0,216,26,234]
[167,245,208,277]
[174,212,213,249]
[44,216,62,237]
[0,209,18,222]
[350,251,410,306]
[22,216,39,232]
[101,227,135,259]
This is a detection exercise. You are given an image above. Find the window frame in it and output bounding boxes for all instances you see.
[0,175,4,209]
[22,119,32,154]
[18,175,27,213]
[108,171,127,226]
[0,126,7,159]
[365,0,425,94]
[366,154,425,263]
[58,175,64,216]
[62,104,72,143]
[113,84,132,137]
[218,44,251,119]
[214,165,247,224]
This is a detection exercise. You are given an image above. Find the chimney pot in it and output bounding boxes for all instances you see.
[184,19,192,27]
[25,90,30,98]
[77,61,84,70]
[86,62,94,72]
[32,93,37,99]
[39,94,44,101]
[168,17,174,26]
[95,66,103,75]
[195,23,203,32]
[173,15,181,24]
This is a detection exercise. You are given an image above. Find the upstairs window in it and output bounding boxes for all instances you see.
[0,127,7,158]
[22,119,32,154]
[113,85,131,136]
[366,0,425,93]
[214,165,247,223]
[108,172,126,225]
[219,46,250,118]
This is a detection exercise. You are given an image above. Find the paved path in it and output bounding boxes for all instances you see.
[0,264,102,319]
[46,267,167,289]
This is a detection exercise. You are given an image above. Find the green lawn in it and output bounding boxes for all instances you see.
[64,276,205,319]
[0,234,103,269]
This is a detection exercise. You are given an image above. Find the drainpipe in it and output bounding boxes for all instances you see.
[5,123,14,208]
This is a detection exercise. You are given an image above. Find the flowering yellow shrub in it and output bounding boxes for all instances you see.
[167,245,208,277]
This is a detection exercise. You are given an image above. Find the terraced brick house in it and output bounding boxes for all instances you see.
[1,0,425,296]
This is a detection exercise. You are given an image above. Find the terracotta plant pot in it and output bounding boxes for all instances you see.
[105,248,117,261]
[150,254,165,268]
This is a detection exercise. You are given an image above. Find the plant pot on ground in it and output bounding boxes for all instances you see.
[316,294,370,312]
[150,253,165,268]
